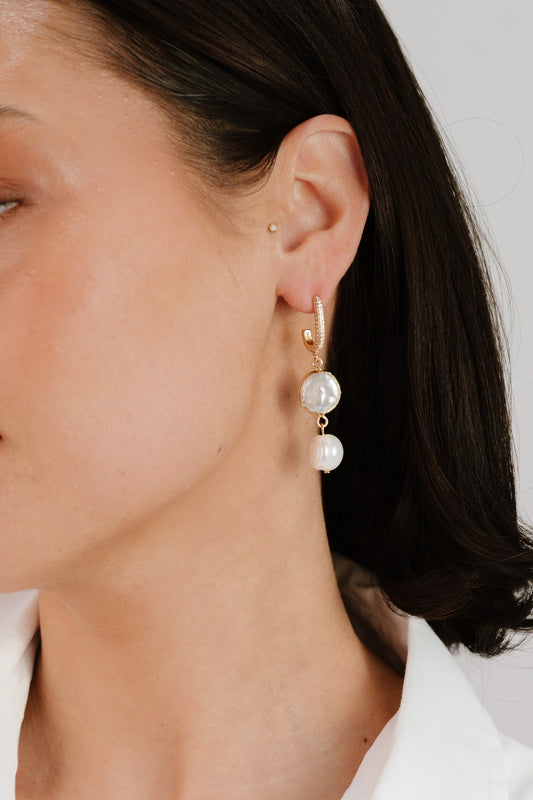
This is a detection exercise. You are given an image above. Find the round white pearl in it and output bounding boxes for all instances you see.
[299,371,341,414]
[308,434,343,472]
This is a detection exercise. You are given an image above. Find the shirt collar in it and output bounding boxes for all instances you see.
[332,551,509,800]
[0,589,40,800]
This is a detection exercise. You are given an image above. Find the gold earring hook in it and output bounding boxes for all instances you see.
[301,295,325,353]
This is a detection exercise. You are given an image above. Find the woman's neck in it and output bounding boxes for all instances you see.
[17,418,403,799]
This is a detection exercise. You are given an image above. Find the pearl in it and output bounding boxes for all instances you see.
[298,371,341,415]
[308,434,343,472]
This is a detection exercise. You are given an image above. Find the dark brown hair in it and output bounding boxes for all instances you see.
[52,0,533,656]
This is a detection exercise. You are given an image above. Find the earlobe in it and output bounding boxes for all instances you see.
[272,115,370,313]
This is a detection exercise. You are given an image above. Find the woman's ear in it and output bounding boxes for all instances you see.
[268,114,370,313]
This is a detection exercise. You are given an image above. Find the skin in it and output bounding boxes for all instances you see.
[0,2,404,798]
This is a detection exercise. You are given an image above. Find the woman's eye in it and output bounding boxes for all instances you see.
[0,199,20,219]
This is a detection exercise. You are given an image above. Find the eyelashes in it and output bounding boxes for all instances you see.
[0,199,20,220]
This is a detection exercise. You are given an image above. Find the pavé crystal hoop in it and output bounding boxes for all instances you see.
[298,295,343,473]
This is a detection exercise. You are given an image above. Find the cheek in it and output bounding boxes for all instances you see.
[0,203,256,588]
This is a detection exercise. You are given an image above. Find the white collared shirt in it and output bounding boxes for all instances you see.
[1,555,533,800]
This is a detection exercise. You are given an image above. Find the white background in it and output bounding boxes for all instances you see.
[377,0,533,747]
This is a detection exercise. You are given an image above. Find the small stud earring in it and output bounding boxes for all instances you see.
[298,295,343,473]
[267,223,278,232]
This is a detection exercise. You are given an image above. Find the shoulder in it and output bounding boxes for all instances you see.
[331,553,533,799]
[499,732,533,800]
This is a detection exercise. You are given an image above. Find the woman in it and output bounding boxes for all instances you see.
[1,0,532,797]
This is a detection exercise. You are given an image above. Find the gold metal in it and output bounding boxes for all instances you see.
[302,295,325,356]
[317,415,328,431]
[311,354,324,371]
[268,223,278,232]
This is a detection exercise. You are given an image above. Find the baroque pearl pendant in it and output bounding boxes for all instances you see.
[309,434,343,472]
[298,370,341,415]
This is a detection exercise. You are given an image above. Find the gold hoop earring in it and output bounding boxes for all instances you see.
[298,295,343,473]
